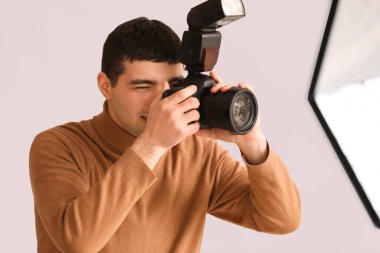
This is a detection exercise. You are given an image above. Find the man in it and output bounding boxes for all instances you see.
[29,17,301,252]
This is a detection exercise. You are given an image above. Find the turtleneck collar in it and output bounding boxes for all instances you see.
[92,101,137,154]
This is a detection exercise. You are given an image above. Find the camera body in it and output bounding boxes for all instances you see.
[163,73,257,135]
[163,0,258,134]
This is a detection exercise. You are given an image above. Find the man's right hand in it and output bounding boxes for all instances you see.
[130,82,200,170]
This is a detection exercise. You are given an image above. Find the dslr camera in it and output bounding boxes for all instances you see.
[163,0,258,135]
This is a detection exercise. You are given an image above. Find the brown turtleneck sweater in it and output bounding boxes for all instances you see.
[29,103,301,253]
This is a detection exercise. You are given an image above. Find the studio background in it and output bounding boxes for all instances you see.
[0,0,379,252]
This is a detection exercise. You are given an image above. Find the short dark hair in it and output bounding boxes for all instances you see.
[101,17,181,86]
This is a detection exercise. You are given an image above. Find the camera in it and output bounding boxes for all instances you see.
[162,0,258,135]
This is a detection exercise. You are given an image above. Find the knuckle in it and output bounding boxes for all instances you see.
[185,85,196,95]
[174,122,183,134]
[158,102,167,111]
[177,91,187,101]
[168,111,177,122]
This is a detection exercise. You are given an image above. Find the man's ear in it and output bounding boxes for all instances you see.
[97,72,112,100]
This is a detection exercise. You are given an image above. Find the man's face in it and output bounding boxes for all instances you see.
[107,60,184,137]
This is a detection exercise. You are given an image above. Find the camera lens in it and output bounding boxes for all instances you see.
[201,86,257,134]
[231,92,253,130]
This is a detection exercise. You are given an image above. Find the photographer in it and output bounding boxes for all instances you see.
[29,17,301,253]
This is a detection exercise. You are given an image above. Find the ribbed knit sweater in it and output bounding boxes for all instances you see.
[29,103,301,253]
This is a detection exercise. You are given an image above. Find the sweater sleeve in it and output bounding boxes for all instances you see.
[29,130,157,253]
[207,141,301,234]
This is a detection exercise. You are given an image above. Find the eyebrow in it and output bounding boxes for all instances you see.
[128,75,184,85]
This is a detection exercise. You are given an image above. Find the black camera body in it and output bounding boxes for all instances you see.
[163,73,257,135]
[163,0,258,134]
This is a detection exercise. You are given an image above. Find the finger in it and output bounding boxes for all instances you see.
[165,85,197,104]
[186,121,200,136]
[211,83,233,93]
[220,84,233,93]
[211,82,224,93]
[238,82,255,93]
[210,71,223,84]
[177,97,200,113]
[183,109,200,124]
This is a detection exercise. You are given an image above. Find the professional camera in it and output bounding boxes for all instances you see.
[162,0,258,135]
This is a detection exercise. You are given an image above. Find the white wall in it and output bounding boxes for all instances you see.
[1,0,379,252]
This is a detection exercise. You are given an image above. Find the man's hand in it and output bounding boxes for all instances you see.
[196,71,269,165]
[131,82,200,170]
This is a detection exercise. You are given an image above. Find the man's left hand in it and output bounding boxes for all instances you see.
[196,71,269,165]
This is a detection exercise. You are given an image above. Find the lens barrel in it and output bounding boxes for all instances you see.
[200,87,257,134]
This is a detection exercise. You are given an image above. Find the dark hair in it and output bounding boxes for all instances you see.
[101,17,181,86]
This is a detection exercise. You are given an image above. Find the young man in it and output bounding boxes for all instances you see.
[29,17,301,252]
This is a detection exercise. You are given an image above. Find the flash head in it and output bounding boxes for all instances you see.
[187,0,245,30]
[181,0,245,72]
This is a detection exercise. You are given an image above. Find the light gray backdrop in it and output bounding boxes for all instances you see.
[1,0,379,252]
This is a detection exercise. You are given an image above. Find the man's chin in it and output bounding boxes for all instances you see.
[122,120,146,137]
[132,118,147,137]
